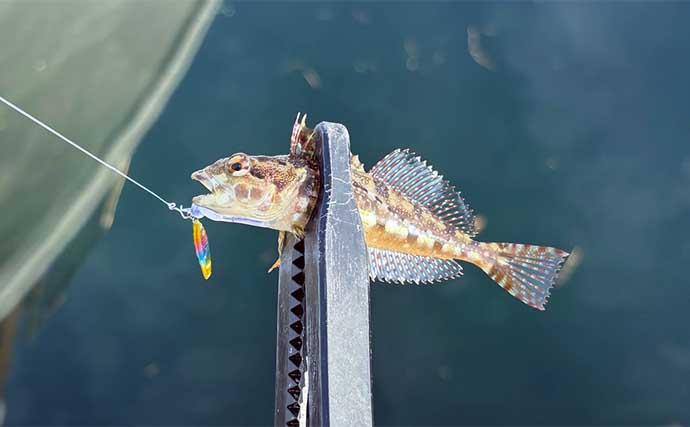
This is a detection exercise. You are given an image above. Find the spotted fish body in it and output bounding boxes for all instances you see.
[350,151,569,309]
[191,114,569,310]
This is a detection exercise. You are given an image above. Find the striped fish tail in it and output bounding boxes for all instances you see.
[478,242,569,311]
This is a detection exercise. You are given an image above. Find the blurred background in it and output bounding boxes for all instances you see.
[1,1,689,425]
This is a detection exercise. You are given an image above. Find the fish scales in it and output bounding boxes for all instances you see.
[352,166,465,260]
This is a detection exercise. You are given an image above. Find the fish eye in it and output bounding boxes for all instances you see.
[227,153,249,176]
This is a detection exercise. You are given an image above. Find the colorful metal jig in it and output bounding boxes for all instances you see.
[192,219,212,280]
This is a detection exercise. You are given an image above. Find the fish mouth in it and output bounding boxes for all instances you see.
[191,169,222,206]
[191,169,215,193]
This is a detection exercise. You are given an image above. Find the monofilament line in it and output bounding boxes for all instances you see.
[0,95,191,218]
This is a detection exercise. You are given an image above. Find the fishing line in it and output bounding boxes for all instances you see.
[0,95,193,220]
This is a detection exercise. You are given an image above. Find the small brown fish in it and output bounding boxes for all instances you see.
[191,114,569,310]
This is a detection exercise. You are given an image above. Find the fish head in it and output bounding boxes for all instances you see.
[191,153,317,234]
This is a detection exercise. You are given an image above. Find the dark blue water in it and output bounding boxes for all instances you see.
[6,3,690,425]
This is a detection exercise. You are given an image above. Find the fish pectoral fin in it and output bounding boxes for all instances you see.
[267,258,281,273]
[368,247,463,285]
[268,231,287,273]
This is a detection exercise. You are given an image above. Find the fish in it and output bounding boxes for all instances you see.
[467,26,496,71]
[190,114,569,310]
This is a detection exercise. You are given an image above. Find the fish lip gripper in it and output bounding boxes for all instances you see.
[274,122,374,427]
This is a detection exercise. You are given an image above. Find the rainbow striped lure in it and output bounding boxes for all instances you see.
[192,219,212,280]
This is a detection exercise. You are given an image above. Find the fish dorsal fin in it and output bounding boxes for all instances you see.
[290,112,316,159]
[368,247,463,284]
[351,154,365,172]
[369,149,478,237]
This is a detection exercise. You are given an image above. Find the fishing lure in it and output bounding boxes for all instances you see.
[0,95,211,281]
[192,219,212,280]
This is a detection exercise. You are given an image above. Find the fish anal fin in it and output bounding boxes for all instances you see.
[369,149,478,237]
[368,247,463,284]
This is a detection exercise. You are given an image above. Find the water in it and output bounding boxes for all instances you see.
[4,2,690,425]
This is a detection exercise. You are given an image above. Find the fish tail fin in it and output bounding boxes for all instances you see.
[477,242,569,310]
